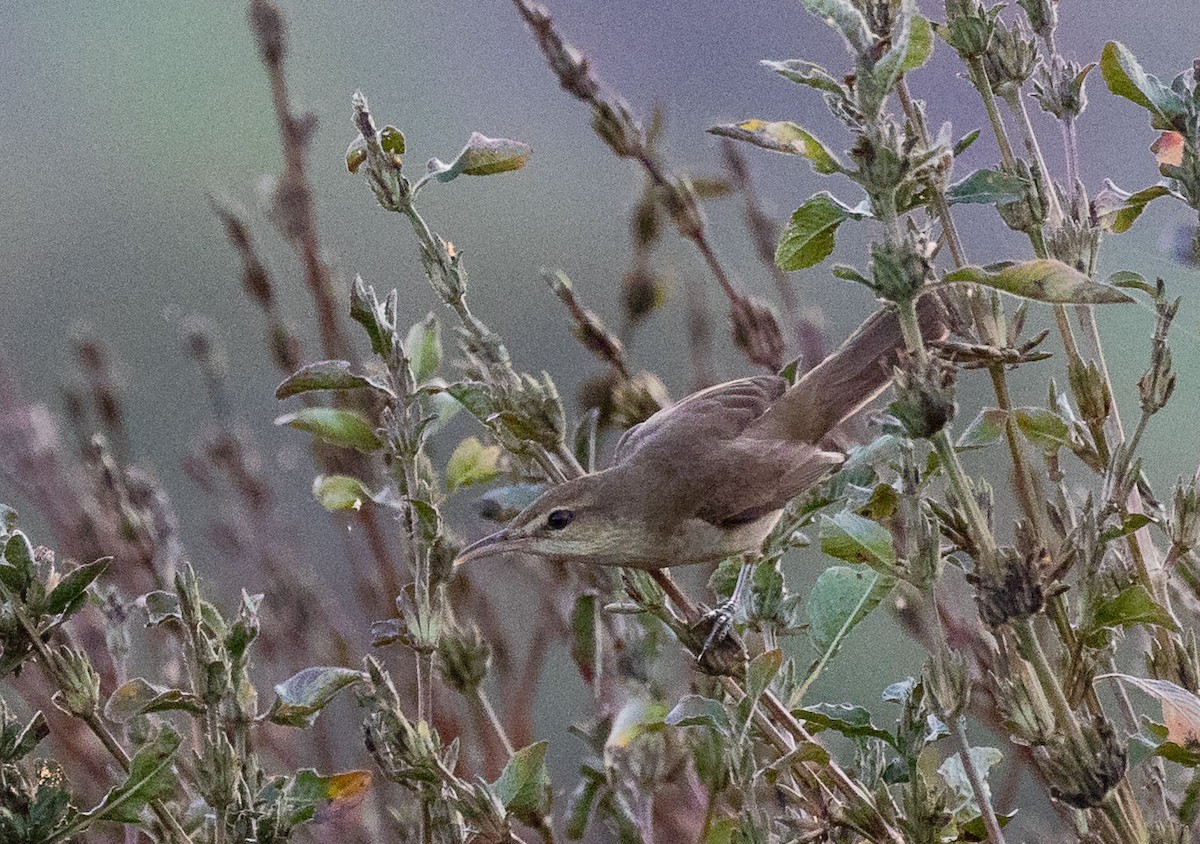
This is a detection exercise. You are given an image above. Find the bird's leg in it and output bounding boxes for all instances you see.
[699,554,755,658]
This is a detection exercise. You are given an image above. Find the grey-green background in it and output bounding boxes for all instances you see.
[3,0,1199,831]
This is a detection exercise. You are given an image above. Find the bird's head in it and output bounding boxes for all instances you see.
[454,471,641,568]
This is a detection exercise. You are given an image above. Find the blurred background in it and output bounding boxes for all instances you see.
[2,0,1199,836]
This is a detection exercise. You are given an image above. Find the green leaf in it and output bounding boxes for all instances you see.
[142,591,181,626]
[760,59,845,95]
[275,360,392,400]
[1013,407,1070,453]
[1093,585,1178,635]
[938,746,1003,809]
[286,769,373,826]
[379,125,405,156]
[1101,42,1186,129]
[953,128,981,157]
[794,702,894,744]
[664,695,731,732]
[805,565,894,655]
[956,408,1007,450]
[901,14,934,71]
[1107,270,1159,297]
[404,314,443,383]
[428,132,532,183]
[570,594,598,685]
[606,696,667,749]
[311,475,374,512]
[0,530,36,598]
[39,557,109,619]
[871,0,918,95]
[445,437,502,492]
[776,193,869,271]
[820,511,897,571]
[946,168,1027,205]
[104,678,205,721]
[799,0,872,56]
[269,666,365,728]
[493,741,551,820]
[745,649,783,705]
[943,259,1134,304]
[89,727,182,823]
[275,407,382,452]
[708,120,842,174]
[1105,184,1175,234]
[446,380,495,421]
[1100,513,1155,543]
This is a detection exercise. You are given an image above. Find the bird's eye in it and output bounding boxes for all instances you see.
[546,509,575,530]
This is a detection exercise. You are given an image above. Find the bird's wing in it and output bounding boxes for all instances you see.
[613,375,787,465]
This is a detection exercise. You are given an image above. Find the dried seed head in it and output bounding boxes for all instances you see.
[1032,55,1091,120]
[983,19,1039,97]
[971,546,1046,628]
[941,0,997,61]
[924,647,971,719]
[730,296,785,372]
[994,671,1057,747]
[247,0,285,68]
[1043,716,1127,809]
[889,355,957,440]
[1017,0,1057,40]
[436,623,491,695]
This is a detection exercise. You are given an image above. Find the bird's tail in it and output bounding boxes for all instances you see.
[748,293,948,443]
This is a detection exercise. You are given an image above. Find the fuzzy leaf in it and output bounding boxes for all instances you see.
[799,0,872,55]
[901,14,934,71]
[760,59,845,94]
[0,530,35,597]
[944,260,1133,304]
[428,132,531,183]
[1105,184,1175,233]
[938,746,1003,808]
[275,360,392,400]
[493,741,551,820]
[379,125,405,156]
[795,702,894,744]
[1100,513,1154,543]
[1013,407,1070,453]
[745,649,783,705]
[946,168,1027,205]
[956,408,1007,450]
[104,679,205,721]
[776,193,868,271]
[708,120,842,173]
[805,565,893,655]
[142,591,181,626]
[820,511,897,571]
[445,437,502,492]
[276,407,382,452]
[90,728,182,823]
[311,475,374,512]
[40,558,109,619]
[1101,42,1186,129]
[664,695,730,732]
[269,667,365,728]
[404,315,442,383]
[288,769,373,826]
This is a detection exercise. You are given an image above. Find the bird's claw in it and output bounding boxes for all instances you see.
[691,602,745,676]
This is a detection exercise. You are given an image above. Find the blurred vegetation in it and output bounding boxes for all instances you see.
[5,0,1200,842]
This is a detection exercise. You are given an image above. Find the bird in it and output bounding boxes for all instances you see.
[454,295,946,573]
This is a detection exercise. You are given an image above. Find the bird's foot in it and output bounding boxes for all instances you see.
[691,602,746,676]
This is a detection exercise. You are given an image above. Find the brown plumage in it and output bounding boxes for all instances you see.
[456,295,947,570]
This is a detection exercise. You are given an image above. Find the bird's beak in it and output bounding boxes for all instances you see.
[453,529,530,568]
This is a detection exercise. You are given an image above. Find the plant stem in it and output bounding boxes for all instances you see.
[949,717,1008,844]
[476,688,517,757]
